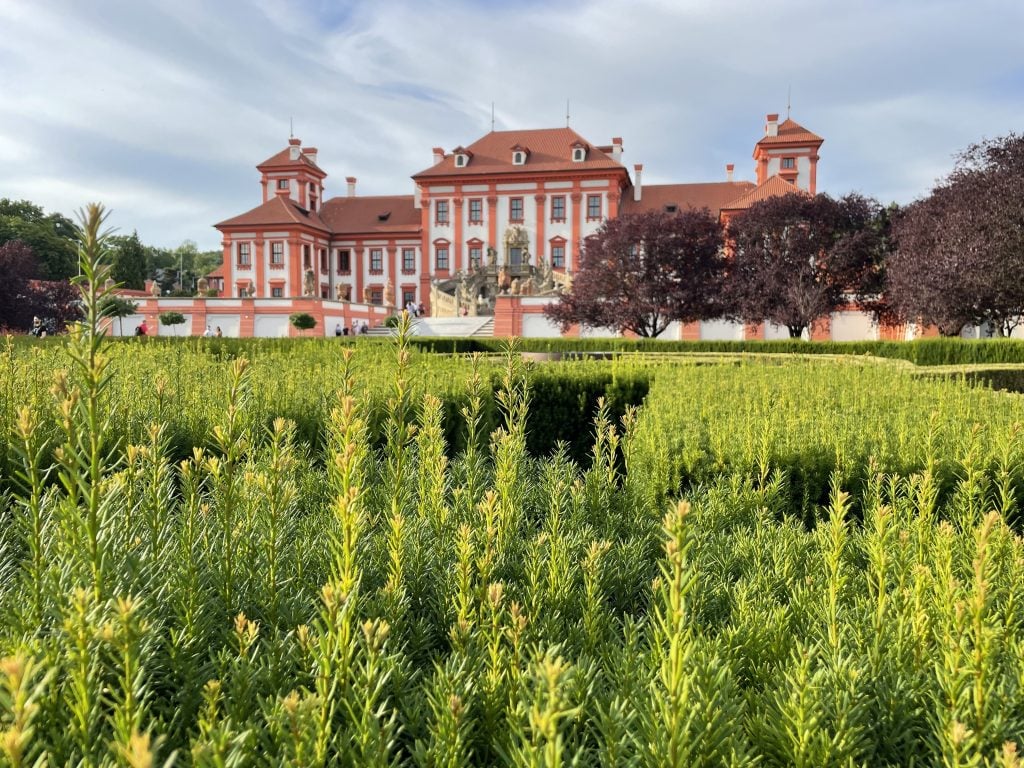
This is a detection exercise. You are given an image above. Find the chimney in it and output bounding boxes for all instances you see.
[432,146,445,165]
[726,163,735,182]
[288,136,301,161]
[301,146,318,165]
[346,176,357,197]
[611,137,623,162]
[765,113,779,138]
[633,163,643,202]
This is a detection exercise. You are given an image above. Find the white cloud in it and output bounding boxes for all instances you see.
[1,0,1022,248]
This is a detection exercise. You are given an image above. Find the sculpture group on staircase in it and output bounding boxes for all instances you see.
[430,225,567,317]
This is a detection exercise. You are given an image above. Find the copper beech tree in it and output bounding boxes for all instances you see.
[888,133,1024,336]
[725,192,887,338]
[545,208,726,337]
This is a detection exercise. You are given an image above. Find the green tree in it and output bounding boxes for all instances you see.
[0,198,78,280]
[289,312,317,336]
[98,295,138,336]
[159,311,187,336]
[110,232,148,290]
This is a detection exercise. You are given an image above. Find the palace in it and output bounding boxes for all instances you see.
[123,112,899,339]
[212,112,820,319]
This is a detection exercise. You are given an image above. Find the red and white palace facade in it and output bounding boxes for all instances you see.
[120,113,905,339]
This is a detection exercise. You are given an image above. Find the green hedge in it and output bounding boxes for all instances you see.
[404,336,1024,367]
[16,333,1024,367]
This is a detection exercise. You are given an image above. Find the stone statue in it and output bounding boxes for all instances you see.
[363,285,373,304]
[303,269,315,296]
[197,277,209,294]
[150,280,161,297]
[510,277,521,296]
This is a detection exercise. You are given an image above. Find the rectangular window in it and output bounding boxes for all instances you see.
[436,200,449,225]
[271,242,284,264]
[402,248,416,273]
[551,196,566,221]
[552,244,565,268]
[237,242,250,266]
[510,197,524,222]
[469,198,483,223]
[337,249,351,273]
[271,286,283,298]
[319,249,328,272]
[435,246,449,271]
[782,157,796,169]
[276,179,289,190]
[303,244,311,268]
[402,289,416,307]
[370,248,383,273]
[587,194,602,220]
[469,246,482,269]
[370,288,383,305]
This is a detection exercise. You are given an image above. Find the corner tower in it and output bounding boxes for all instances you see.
[753,113,823,194]
[256,137,328,211]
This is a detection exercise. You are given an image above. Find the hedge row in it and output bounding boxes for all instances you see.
[15,333,1024,366]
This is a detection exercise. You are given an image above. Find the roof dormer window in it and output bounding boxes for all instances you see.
[452,146,473,168]
[573,147,585,162]
[510,144,529,166]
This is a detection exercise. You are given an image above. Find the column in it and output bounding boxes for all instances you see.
[288,238,302,297]
[487,195,499,263]
[387,244,397,304]
[570,191,582,270]
[221,238,232,297]
[453,196,464,272]
[254,238,264,297]
[354,244,365,304]
[534,194,546,262]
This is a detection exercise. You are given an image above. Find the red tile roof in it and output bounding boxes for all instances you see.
[257,147,325,174]
[206,264,225,278]
[755,118,823,146]
[619,181,756,217]
[318,195,421,235]
[721,174,804,211]
[413,127,625,179]
[215,195,331,232]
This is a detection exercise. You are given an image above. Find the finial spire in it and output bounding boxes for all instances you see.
[566,98,570,127]
[289,116,294,138]
[491,102,495,132]
[786,86,791,119]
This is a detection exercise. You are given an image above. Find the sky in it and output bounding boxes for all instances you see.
[1,0,1022,251]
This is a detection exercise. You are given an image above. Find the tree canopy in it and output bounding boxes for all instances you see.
[0,239,82,332]
[887,133,1024,336]
[545,209,726,338]
[110,231,149,290]
[0,199,78,280]
[725,193,887,338]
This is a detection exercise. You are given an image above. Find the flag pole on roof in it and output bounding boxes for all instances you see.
[566,98,570,127]
[786,86,791,119]
[491,102,495,132]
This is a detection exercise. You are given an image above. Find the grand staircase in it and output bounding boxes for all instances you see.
[364,316,495,338]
